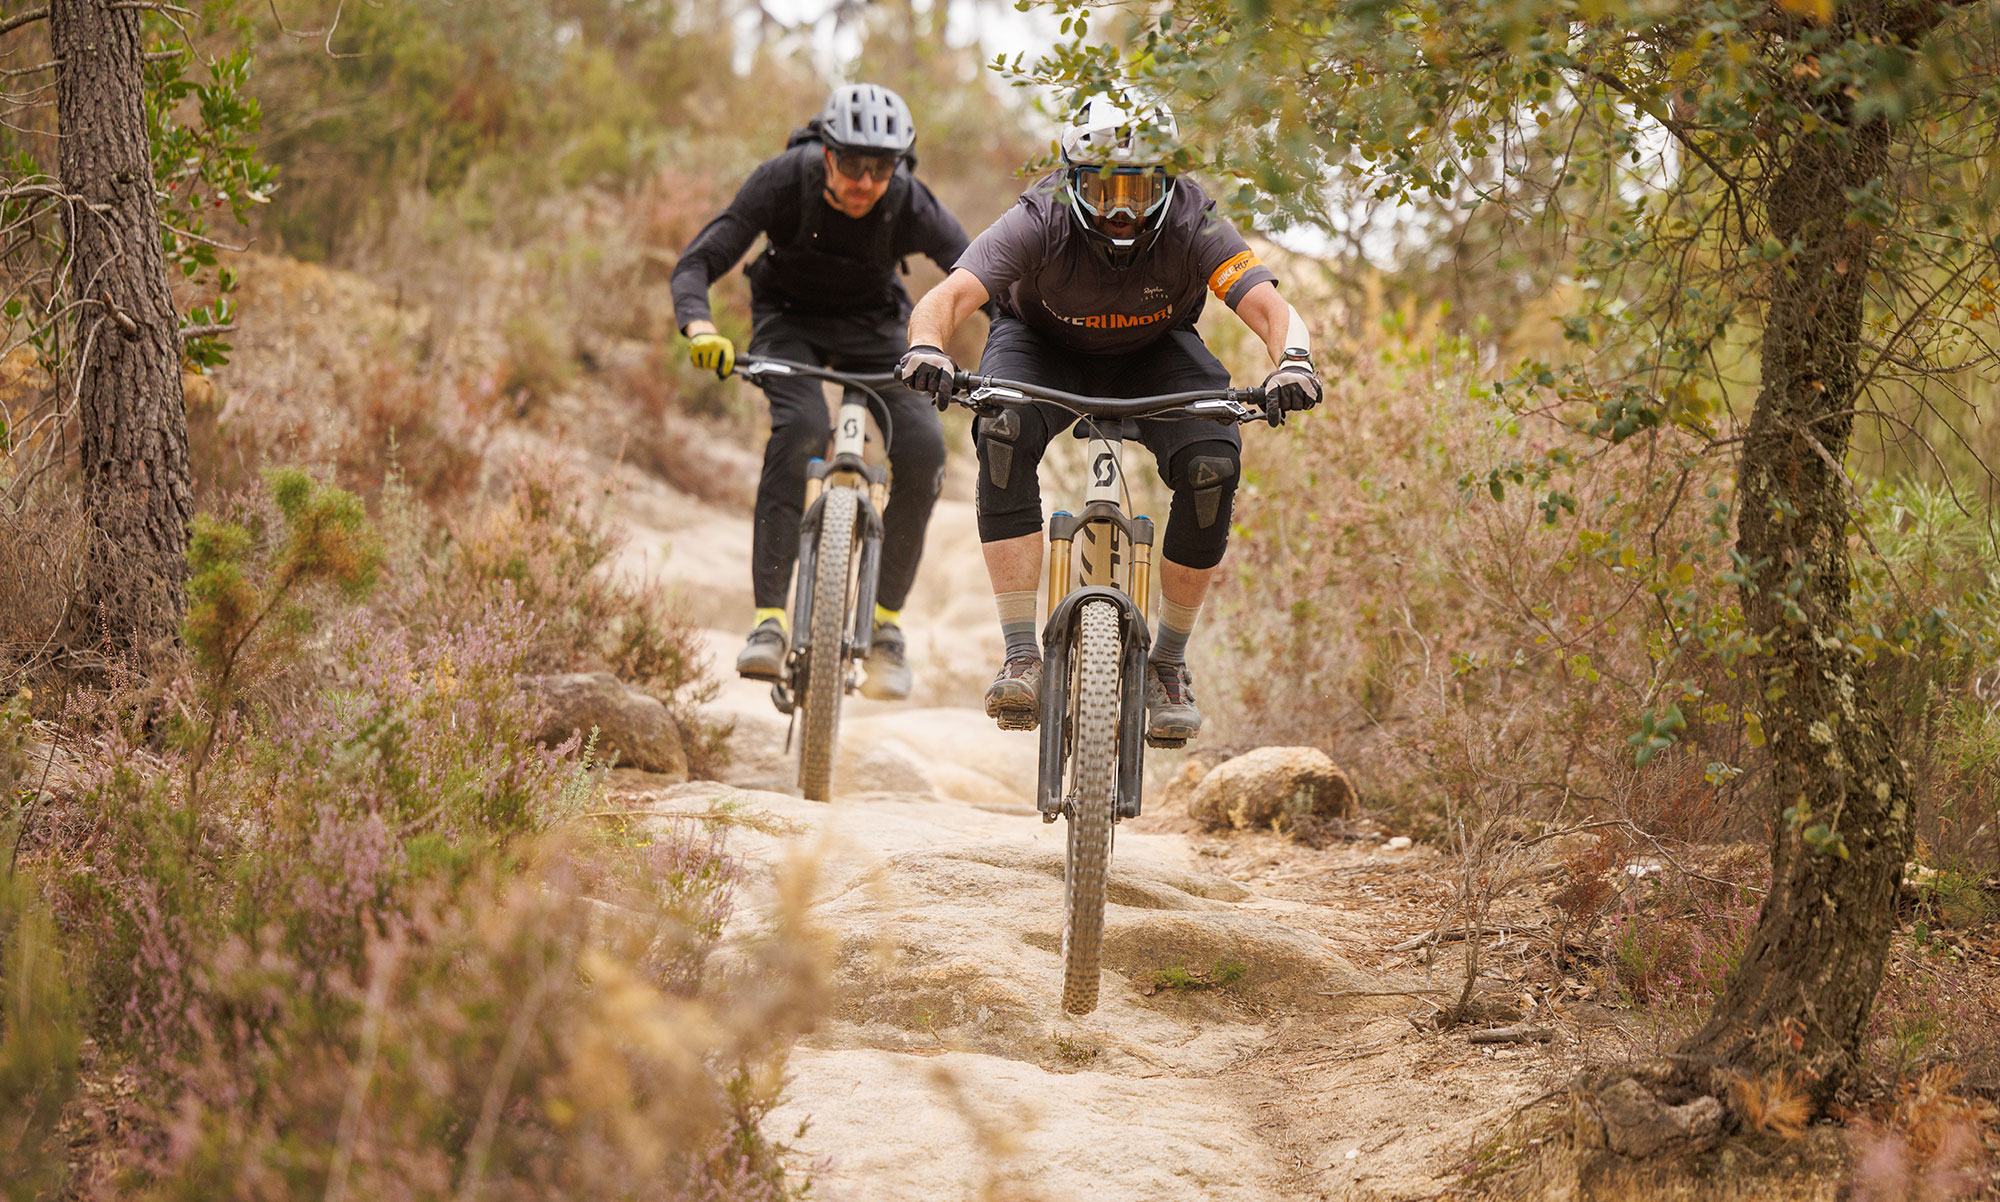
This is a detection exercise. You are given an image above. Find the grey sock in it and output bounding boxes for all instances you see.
[1152,596,1202,667]
[997,589,1039,659]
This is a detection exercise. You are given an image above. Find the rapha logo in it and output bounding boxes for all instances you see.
[1141,285,1169,303]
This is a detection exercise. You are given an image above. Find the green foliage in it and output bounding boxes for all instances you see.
[183,470,381,808]
[0,861,79,1202]
[185,468,379,676]
[1,6,271,397]
[1052,1033,1100,1065]
[145,34,275,366]
[1150,958,1247,992]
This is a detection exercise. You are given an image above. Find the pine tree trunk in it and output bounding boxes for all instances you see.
[1677,93,1910,1107]
[51,0,191,654]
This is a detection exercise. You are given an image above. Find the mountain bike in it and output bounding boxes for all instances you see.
[945,372,1278,1015]
[734,358,899,802]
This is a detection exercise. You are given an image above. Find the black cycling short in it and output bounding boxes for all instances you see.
[746,307,946,611]
[973,316,1242,570]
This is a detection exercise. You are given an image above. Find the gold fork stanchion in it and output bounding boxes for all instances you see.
[1046,530,1074,614]
[1130,539,1153,625]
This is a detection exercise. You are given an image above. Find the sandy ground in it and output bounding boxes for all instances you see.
[609,467,1621,1202]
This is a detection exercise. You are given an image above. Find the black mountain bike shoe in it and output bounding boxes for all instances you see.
[984,651,1043,731]
[735,618,788,684]
[860,622,912,701]
[1144,660,1202,748]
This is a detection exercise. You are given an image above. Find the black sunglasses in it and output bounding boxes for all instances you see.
[830,151,899,183]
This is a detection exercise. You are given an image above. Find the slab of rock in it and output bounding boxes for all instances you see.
[1186,746,1356,833]
[527,671,687,780]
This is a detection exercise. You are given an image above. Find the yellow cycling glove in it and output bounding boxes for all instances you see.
[688,331,735,379]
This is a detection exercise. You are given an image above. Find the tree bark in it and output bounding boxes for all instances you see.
[1678,84,1910,1106]
[51,0,191,654]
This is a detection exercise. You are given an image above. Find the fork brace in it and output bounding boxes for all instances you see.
[1036,586,1151,824]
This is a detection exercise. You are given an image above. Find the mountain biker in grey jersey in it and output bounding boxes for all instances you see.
[896,93,1323,744]
[671,83,977,701]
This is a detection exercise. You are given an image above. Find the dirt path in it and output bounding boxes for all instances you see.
[612,477,1600,1201]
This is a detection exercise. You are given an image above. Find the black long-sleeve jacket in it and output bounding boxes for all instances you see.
[671,140,973,331]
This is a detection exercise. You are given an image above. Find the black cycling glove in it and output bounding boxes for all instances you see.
[896,344,958,410]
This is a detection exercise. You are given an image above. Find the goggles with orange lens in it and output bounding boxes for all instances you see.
[1068,165,1171,221]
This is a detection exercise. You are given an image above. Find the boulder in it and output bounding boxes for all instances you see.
[527,672,687,780]
[1157,748,1229,816]
[1186,746,1356,833]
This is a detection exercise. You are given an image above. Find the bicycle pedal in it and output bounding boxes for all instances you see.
[1145,734,1189,750]
[995,715,1038,732]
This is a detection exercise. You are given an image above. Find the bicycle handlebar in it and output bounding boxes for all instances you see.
[732,356,1285,428]
[947,371,1283,427]
[732,358,900,391]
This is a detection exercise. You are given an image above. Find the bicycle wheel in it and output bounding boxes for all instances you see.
[1061,599,1122,1015]
[798,486,857,801]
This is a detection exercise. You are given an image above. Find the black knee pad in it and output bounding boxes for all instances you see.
[978,408,1024,492]
[1161,442,1239,570]
[1169,445,1240,529]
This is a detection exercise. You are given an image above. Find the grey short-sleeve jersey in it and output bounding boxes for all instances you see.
[956,173,1278,356]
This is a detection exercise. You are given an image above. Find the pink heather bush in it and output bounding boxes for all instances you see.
[16,467,817,1199]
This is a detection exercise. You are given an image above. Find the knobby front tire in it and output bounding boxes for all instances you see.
[798,486,857,802]
[1061,599,1122,1015]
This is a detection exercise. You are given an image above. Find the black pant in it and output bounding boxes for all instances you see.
[973,317,1242,570]
[746,308,946,611]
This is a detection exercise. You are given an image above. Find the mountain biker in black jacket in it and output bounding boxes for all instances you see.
[672,84,976,700]
[897,93,1323,744]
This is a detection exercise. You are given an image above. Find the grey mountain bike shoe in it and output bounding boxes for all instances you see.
[735,618,788,684]
[1144,660,1202,747]
[984,651,1043,731]
[861,622,912,701]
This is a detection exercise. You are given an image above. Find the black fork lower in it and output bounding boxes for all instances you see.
[771,463,887,715]
[1036,586,1152,823]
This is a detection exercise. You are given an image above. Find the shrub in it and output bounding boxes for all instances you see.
[23,467,807,1198]
[394,455,730,777]
[1217,308,2000,885]
[1,691,79,1201]
[0,485,93,692]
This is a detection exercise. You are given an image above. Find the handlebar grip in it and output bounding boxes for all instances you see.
[1229,386,1282,428]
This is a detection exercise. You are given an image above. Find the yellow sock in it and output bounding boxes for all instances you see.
[754,607,788,632]
[873,604,900,627]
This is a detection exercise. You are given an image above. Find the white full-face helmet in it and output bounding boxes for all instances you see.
[1060,93,1180,270]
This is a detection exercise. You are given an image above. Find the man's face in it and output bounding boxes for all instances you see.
[823,148,897,217]
[1094,211,1142,241]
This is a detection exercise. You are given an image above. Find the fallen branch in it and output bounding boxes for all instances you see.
[1388,925,1525,953]
[1318,986,1452,999]
[1469,1025,1553,1045]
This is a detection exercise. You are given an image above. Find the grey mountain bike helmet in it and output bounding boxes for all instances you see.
[1060,93,1179,271]
[819,83,917,157]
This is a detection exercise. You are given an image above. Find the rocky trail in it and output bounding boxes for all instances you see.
[608,481,1621,1201]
